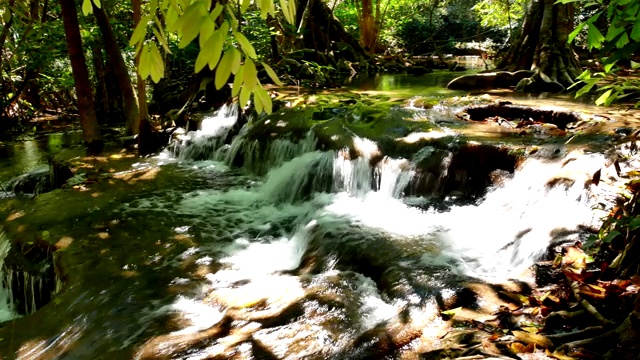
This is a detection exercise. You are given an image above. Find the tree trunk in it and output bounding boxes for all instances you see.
[92,2,140,135]
[131,0,148,122]
[60,0,102,150]
[497,0,581,91]
[297,0,367,58]
[91,41,109,120]
[0,0,16,71]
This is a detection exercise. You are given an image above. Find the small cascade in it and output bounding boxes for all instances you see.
[171,104,239,161]
[0,238,59,316]
[0,232,16,322]
[3,269,59,315]
[222,131,319,175]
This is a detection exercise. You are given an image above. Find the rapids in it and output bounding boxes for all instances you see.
[0,83,631,358]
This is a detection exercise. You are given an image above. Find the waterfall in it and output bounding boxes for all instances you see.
[171,104,239,160]
[0,232,16,322]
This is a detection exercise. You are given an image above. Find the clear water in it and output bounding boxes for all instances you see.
[0,86,626,358]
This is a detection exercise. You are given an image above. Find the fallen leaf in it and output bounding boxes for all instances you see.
[512,330,554,348]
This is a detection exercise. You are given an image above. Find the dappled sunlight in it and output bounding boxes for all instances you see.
[6,211,24,221]
[55,236,73,249]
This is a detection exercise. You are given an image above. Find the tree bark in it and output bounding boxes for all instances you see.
[497,0,581,91]
[92,2,140,135]
[60,0,102,149]
[131,0,148,122]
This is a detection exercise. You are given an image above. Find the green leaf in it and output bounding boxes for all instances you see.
[216,51,234,89]
[595,89,613,105]
[576,69,591,81]
[232,65,244,97]
[261,62,283,86]
[139,44,151,79]
[241,0,251,13]
[199,16,215,48]
[568,22,586,43]
[149,42,165,83]
[194,46,210,73]
[604,62,616,73]
[92,0,101,8]
[130,16,150,46]
[210,3,224,19]
[616,32,630,49]
[230,48,242,74]
[152,26,171,54]
[280,0,292,25]
[233,31,257,58]
[255,86,272,113]
[82,0,92,16]
[632,21,640,41]
[207,30,225,70]
[239,85,251,108]
[631,60,640,69]
[254,92,263,114]
[630,216,640,230]
[587,24,605,50]
[180,4,207,48]
[575,79,598,97]
[602,230,621,243]
[441,307,462,317]
[243,58,257,91]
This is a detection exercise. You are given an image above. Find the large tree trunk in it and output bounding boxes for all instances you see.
[297,0,367,58]
[497,0,582,92]
[60,0,102,150]
[92,2,140,135]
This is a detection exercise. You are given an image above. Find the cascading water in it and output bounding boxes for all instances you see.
[0,231,17,322]
[120,107,619,359]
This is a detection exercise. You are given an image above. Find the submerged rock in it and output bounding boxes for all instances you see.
[446,70,534,90]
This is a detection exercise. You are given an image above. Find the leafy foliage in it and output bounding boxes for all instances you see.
[562,0,640,107]
[126,0,295,114]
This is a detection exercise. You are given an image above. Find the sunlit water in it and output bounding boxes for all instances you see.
[0,83,627,358]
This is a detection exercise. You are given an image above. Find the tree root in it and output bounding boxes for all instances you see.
[570,281,614,326]
[546,325,605,344]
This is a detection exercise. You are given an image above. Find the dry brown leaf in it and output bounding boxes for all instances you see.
[512,330,554,348]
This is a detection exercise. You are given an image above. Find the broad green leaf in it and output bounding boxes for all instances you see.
[152,26,172,54]
[602,230,621,243]
[239,85,251,108]
[254,92,263,114]
[280,0,292,25]
[149,42,165,83]
[194,46,210,73]
[92,0,101,8]
[243,58,257,91]
[216,51,234,89]
[180,4,207,48]
[261,62,283,86]
[615,32,630,49]
[604,62,616,73]
[632,20,640,41]
[575,79,598,97]
[568,22,586,43]
[139,44,151,79]
[241,0,251,13]
[207,30,225,70]
[631,60,640,69]
[199,16,215,48]
[587,24,605,50]
[232,66,244,97]
[218,20,230,36]
[210,3,224,19]
[130,16,150,46]
[255,86,272,113]
[595,89,613,105]
[82,0,92,16]
[606,24,625,42]
[576,69,591,81]
[233,31,257,58]
[165,8,180,32]
[230,48,242,74]
[630,216,640,230]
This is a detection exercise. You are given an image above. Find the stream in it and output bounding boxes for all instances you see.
[0,67,636,359]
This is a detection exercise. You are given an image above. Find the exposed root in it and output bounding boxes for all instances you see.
[569,281,614,326]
